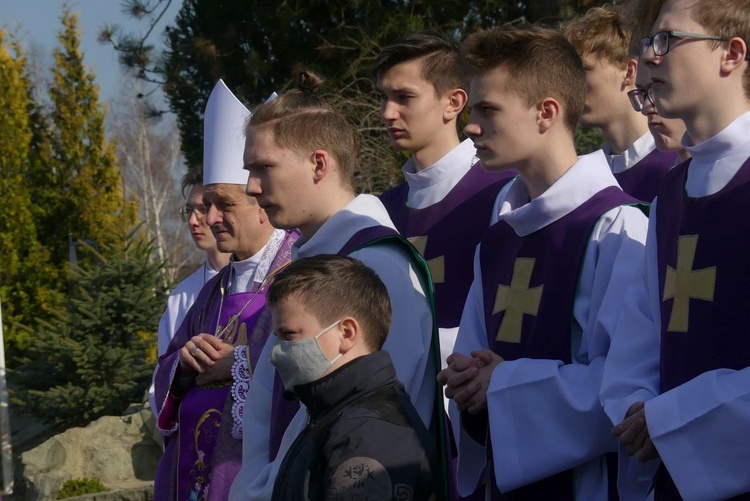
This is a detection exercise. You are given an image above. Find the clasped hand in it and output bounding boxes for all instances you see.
[179,333,235,386]
[612,401,659,463]
[437,349,503,414]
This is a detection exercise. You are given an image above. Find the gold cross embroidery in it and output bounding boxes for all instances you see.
[662,234,716,332]
[408,236,445,283]
[493,257,543,343]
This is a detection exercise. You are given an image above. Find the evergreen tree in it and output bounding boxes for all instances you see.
[11,224,170,429]
[104,0,612,191]
[0,30,59,355]
[42,7,135,267]
[575,126,605,155]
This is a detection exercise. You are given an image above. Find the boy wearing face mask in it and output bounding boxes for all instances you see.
[266,254,442,501]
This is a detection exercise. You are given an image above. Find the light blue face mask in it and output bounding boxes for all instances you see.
[270,319,343,391]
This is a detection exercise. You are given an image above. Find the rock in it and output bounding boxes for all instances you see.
[19,404,162,501]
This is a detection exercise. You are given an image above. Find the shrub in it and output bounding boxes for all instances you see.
[10,223,170,429]
[57,477,109,499]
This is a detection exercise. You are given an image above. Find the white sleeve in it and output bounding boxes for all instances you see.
[351,244,435,427]
[599,202,664,498]
[149,308,172,414]
[645,367,750,500]
[450,246,492,496]
[157,300,176,358]
[228,331,303,501]
[484,205,648,493]
[601,201,663,425]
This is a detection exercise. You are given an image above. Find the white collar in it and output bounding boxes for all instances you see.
[401,139,477,208]
[293,195,395,258]
[228,245,264,293]
[605,132,656,174]
[499,150,619,236]
[683,111,750,197]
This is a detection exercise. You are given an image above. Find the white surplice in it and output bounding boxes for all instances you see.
[451,151,649,499]
[601,111,750,501]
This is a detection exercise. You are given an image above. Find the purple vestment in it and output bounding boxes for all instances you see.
[153,230,297,501]
[380,163,515,329]
[478,186,637,500]
[654,157,750,500]
[614,149,677,203]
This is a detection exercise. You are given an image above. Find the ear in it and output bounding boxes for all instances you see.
[311,150,333,183]
[537,97,561,133]
[722,37,749,75]
[443,88,468,122]
[257,204,269,225]
[622,58,639,90]
[338,316,360,354]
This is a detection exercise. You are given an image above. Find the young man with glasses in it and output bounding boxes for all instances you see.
[601,0,750,498]
[157,173,231,358]
[147,173,231,433]
[562,5,678,202]
[627,64,689,164]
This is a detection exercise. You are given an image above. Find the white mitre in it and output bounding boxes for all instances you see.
[203,79,251,186]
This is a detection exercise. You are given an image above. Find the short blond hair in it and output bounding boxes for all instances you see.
[561,5,634,65]
[461,25,586,134]
[246,71,359,190]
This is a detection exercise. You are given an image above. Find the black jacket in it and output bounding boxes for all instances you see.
[271,350,442,501]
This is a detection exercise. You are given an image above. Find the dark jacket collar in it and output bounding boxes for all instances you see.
[291,350,398,420]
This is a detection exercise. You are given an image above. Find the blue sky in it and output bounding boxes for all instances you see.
[0,0,183,105]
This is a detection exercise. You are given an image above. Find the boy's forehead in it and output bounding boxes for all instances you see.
[653,0,700,32]
[377,58,430,88]
[244,127,282,162]
[271,297,318,328]
[469,67,510,98]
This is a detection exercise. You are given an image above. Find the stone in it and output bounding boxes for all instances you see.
[19,404,162,501]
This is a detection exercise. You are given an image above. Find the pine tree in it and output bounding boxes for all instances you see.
[41,7,136,267]
[105,0,612,191]
[11,223,170,428]
[0,30,59,354]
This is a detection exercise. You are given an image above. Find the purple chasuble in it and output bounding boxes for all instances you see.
[614,149,677,203]
[380,163,515,329]
[153,230,297,501]
[654,157,750,501]
[477,186,637,500]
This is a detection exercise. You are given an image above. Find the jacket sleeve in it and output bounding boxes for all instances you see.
[323,416,437,500]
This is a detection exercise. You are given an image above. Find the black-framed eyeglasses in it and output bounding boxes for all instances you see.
[627,88,657,112]
[640,30,726,57]
[178,204,207,222]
